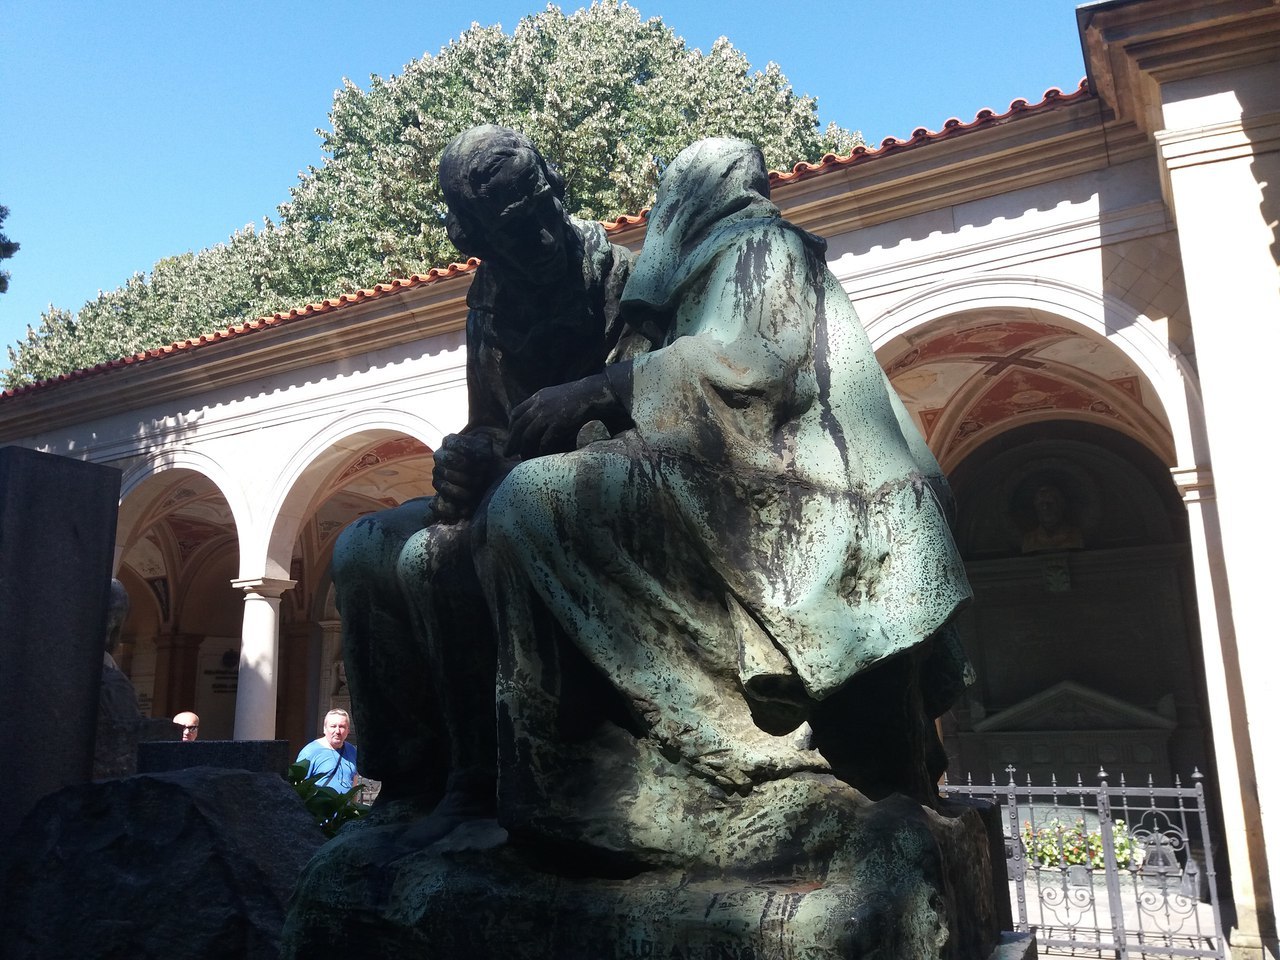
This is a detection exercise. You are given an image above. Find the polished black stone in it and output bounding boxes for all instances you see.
[0,445,121,830]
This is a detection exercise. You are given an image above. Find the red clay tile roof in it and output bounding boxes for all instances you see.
[0,260,480,400]
[766,80,1091,184]
[2,80,1091,403]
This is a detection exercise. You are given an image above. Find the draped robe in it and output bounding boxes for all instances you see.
[478,139,971,795]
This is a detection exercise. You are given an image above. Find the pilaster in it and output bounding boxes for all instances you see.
[1172,466,1271,955]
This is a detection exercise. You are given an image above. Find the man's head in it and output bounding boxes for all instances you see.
[438,125,571,285]
[323,709,351,751]
[173,711,199,741]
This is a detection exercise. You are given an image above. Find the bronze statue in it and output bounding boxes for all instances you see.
[293,136,997,960]
[478,137,974,842]
[332,125,639,817]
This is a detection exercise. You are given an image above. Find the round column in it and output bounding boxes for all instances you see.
[231,577,295,740]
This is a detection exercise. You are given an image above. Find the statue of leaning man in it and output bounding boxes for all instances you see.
[331,125,643,820]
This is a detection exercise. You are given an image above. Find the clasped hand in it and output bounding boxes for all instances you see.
[505,372,629,460]
[431,431,507,524]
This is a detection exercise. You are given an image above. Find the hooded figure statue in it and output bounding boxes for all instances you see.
[479,137,972,848]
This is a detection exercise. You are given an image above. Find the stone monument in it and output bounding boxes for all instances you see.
[284,135,1016,958]
[2,768,324,960]
[0,446,121,830]
[94,578,185,777]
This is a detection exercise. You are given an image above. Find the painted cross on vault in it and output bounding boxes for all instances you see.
[975,346,1045,377]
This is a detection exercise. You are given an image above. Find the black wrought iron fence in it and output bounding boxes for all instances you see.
[941,768,1226,958]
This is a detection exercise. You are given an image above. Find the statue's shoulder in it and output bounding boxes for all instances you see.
[570,217,634,276]
[465,260,499,313]
[567,216,607,245]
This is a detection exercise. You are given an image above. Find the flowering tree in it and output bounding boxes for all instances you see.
[0,205,17,296]
[4,2,859,388]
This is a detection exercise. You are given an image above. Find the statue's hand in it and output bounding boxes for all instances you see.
[506,373,629,460]
[431,432,504,523]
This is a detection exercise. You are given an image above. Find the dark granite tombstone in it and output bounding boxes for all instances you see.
[1,768,325,960]
[138,738,292,774]
[0,446,121,830]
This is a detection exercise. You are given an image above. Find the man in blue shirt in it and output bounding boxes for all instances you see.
[296,708,359,793]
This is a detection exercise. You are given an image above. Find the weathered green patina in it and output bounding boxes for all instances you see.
[287,136,1000,960]
[481,137,972,809]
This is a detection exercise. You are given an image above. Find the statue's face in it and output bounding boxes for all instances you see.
[471,151,568,284]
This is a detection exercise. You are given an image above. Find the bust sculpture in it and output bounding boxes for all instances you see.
[1020,482,1084,553]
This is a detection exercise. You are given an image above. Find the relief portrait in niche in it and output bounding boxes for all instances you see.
[1019,480,1085,553]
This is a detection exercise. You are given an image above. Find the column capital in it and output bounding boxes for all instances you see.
[1170,465,1214,504]
[1157,113,1280,171]
[231,577,296,600]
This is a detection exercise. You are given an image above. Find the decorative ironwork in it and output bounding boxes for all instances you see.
[941,767,1225,958]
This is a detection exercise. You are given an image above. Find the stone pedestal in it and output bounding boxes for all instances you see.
[989,932,1037,959]
[283,788,1003,959]
[138,738,292,775]
[0,769,323,960]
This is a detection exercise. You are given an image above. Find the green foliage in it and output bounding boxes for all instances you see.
[1021,817,1146,870]
[0,205,18,295]
[3,2,861,389]
[287,759,370,838]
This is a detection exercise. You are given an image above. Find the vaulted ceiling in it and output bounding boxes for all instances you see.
[882,310,1173,472]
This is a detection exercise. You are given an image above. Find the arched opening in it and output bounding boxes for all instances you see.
[268,432,436,757]
[944,421,1210,786]
[113,468,241,732]
[874,304,1212,788]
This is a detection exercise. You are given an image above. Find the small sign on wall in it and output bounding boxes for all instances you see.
[194,639,240,740]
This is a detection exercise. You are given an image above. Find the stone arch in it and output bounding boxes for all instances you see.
[864,274,1217,791]
[863,274,1208,471]
[117,447,249,569]
[241,407,446,582]
[113,448,247,722]
[233,406,444,748]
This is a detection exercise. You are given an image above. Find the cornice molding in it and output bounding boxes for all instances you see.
[773,100,1146,240]
[1157,111,1280,168]
[0,276,471,440]
[232,577,297,599]
[1171,464,1216,503]
[1081,0,1280,134]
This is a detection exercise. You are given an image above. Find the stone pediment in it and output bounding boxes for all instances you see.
[973,681,1175,733]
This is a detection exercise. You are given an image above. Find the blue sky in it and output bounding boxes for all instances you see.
[0,1,1087,357]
